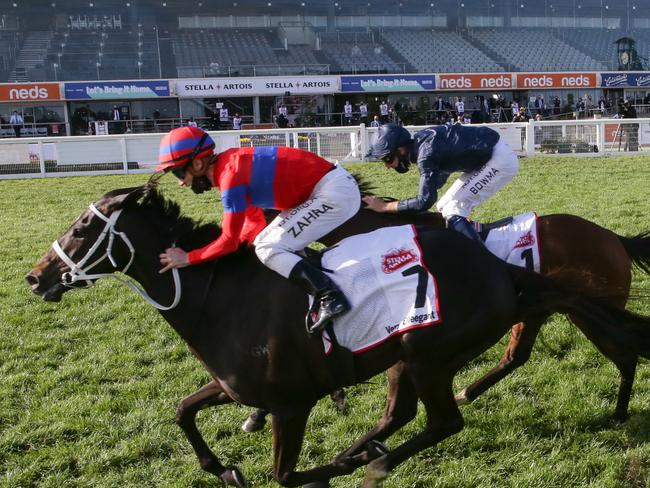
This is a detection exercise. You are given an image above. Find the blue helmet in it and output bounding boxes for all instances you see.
[368,123,413,160]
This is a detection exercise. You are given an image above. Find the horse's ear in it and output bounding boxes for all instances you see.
[100,186,147,214]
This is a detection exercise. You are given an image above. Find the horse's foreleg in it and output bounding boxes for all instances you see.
[243,389,345,434]
[175,381,247,487]
[455,321,541,404]
[334,363,417,462]
[363,371,463,488]
[242,408,269,433]
[613,356,637,422]
[271,406,370,487]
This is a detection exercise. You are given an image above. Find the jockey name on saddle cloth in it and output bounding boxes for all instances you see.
[317,225,441,355]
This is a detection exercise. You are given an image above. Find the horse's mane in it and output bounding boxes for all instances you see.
[112,182,247,254]
[351,173,376,196]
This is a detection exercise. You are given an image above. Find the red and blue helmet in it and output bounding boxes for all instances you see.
[156,126,216,173]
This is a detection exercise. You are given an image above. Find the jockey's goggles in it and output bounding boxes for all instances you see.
[169,132,209,180]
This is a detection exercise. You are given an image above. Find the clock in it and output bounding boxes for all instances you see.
[619,51,630,66]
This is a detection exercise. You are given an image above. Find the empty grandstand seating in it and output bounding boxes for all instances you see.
[380,29,503,73]
[275,45,322,70]
[319,31,403,73]
[6,16,650,81]
[173,29,279,76]
[466,28,607,72]
[559,28,650,70]
[43,29,159,81]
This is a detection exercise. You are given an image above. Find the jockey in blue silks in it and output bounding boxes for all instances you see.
[365,123,519,243]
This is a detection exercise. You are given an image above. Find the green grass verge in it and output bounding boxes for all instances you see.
[1,155,650,487]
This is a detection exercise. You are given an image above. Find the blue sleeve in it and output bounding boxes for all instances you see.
[396,169,437,213]
[396,136,440,213]
[221,184,248,213]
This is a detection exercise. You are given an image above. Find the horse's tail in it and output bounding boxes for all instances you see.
[618,231,650,275]
[510,265,650,359]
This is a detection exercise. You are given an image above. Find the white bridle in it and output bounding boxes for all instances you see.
[52,203,181,311]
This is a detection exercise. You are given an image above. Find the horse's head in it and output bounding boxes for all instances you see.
[26,186,146,302]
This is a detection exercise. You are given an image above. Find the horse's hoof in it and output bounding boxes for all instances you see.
[302,481,330,487]
[613,410,629,423]
[455,388,470,406]
[220,466,248,487]
[331,390,347,414]
[242,415,266,433]
[363,459,388,487]
[366,440,389,459]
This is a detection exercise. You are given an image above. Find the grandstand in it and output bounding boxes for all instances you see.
[1,0,650,82]
[42,28,160,81]
[173,28,279,77]
[380,29,504,73]
[319,31,405,74]
[466,28,608,72]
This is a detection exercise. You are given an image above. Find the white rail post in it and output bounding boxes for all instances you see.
[350,130,358,158]
[525,121,535,156]
[37,140,45,176]
[120,136,128,172]
[596,119,605,153]
[359,123,368,161]
[292,132,299,148]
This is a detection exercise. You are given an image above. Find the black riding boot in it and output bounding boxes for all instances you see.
[288,259,351,334]
[447,215,483,245]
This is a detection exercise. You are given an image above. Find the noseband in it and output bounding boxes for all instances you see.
[52,203,181,311]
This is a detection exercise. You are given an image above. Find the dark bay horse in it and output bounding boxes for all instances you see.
[244,192,650,431]
[26,184,650,487]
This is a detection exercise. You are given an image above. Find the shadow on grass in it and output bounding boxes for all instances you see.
[623,408,650,445]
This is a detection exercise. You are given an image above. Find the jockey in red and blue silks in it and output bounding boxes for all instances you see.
[156,126,360,333]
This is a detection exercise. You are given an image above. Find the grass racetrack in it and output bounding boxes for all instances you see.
[2,155,650,487]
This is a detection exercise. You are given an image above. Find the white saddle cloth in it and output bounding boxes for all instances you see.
[482,211,541,273]
[319,225,441,355]
[317,213,541,354]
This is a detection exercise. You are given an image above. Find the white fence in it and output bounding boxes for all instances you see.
[0,118,648,179]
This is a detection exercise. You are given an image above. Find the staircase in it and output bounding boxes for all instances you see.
[9,31,52,82]
[461,30,511,72]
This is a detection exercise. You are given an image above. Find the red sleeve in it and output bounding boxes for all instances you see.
[239,207,267,246]
[187,211,246,265]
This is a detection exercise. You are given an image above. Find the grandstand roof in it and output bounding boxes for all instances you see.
[2,0,649,19]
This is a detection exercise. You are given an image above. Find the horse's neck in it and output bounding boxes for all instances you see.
[127,248,301,350]
[124,249,213,333]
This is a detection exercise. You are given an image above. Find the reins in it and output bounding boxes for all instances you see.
[52,203,182,311]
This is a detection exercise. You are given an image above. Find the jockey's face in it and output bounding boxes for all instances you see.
[178,155,215,194]
[384,146,410,173]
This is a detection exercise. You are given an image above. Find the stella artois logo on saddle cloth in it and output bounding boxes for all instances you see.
[483,211,541,272]
[381,248,418,274]
[513,230,535,249]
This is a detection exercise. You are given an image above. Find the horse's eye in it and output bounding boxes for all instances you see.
[72,228,85,238]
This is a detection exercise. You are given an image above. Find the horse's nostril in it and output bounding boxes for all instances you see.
[25,273,39,287]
